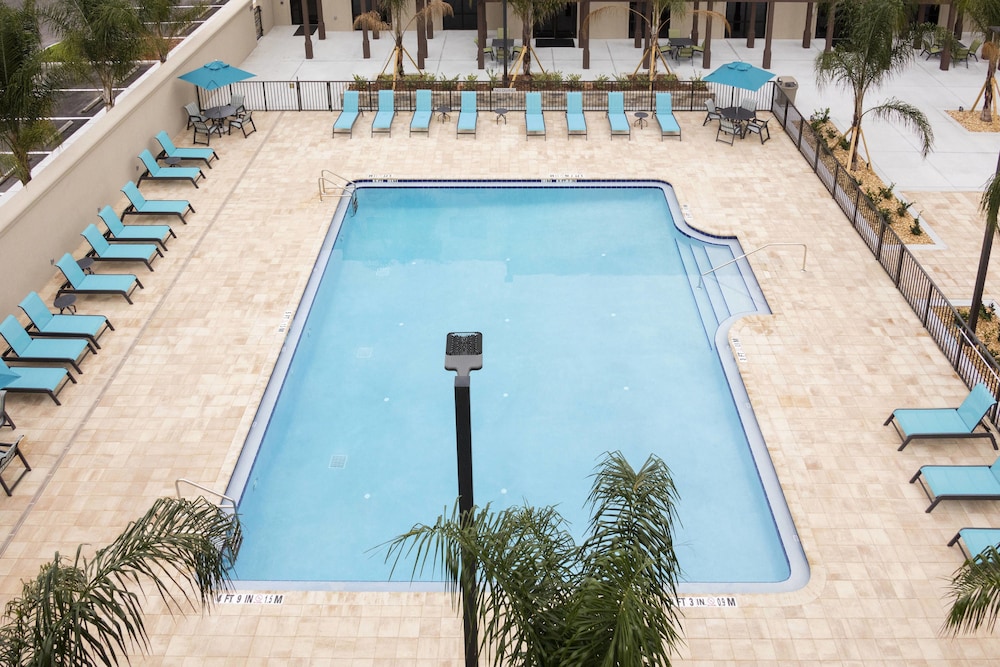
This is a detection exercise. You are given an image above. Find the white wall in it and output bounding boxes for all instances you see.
[0,1,259,317]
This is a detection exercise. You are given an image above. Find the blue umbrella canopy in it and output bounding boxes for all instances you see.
[702,61,774,92]
[178,60,255,91]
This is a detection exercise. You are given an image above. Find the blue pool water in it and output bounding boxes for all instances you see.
[228,181,807,592]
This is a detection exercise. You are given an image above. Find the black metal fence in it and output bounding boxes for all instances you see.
[227,79,775,113]
[768,88,1000,411]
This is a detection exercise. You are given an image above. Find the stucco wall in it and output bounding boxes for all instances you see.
[0,1,258,317]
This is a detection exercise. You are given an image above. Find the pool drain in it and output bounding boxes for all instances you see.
[329,454,348,469]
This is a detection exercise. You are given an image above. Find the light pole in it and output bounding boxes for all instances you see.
[444,332,482,667]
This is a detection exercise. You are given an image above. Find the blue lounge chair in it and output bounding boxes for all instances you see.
[410,89,432,136]
[55,253,143,304]
[137,149,204,188]
[885,383,997,451]
[457,91,477,137]
[372,90,395,136]
[910,455,1000,512]
[98,205,174,251]
[525,91,545,140]
[949,528,1000,560]
[0,357,75,405]
[154,131,217,168]
[19,291,113,351]
[565,91,587,139]
[121,181,194,224]
[333,90,361,137]
[607,92,630,140]
[0,315,91,374]
[655,92,681,141]
[81,224,161,272]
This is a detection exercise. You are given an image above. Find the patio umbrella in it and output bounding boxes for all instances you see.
[702,61,774,105]
[179,60,255,106]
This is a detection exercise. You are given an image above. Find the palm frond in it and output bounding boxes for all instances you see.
[861,98,934,157]
[980,169,1000,233]
[945,545,1000,634]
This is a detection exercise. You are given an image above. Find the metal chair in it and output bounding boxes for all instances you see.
[744,117,771,144]
[228,110,257,137]
[0,435,29,496]
[703,99,722,126]
[716,119,740,145]
[739,99,757,119]
[229,93,247,116]
[0,390,14,431]
[192,117,219,145]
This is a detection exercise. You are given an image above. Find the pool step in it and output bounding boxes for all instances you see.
[677,238,758,339]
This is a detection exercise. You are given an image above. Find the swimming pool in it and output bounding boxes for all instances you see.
[227,180,808,592]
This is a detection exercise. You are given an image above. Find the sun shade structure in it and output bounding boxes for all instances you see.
[703,61,774,91]
[179,60,255,91]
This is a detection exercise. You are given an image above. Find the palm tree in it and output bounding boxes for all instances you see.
[957,0,1000,122]
[0,0,62,185]
[136,0,208,63]
[583,0,727,85]
[353,0,453,81]
[0,496,241,666]
[505,0,565,78]
[945,543,1000,634]
[815,0,934,172]
[968,162,1000,333]
[386,451,684,666]
[45,0,145,109]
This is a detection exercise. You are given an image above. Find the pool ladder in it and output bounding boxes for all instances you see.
[698,243,807,288]
[175,478,243,561]
[318,170,358,213]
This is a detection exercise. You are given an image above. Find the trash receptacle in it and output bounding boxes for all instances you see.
[776,76,798,105]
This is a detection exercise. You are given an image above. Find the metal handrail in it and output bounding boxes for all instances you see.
[319,169,354,201]
[175,478,237,511]
[699,243,807,287]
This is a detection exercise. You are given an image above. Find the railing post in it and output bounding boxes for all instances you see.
[922,282,933,324]
[894,244,906,287]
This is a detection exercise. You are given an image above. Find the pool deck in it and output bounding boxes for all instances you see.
[3,29,1000,666]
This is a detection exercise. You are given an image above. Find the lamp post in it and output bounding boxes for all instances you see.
[444,332,482,667]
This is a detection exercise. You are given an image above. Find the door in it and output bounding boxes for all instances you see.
[726,2,767,39]
[290,0,318,26]
[443,0,478,30]
[534,3,578,39]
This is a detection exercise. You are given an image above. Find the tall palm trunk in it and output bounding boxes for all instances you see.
[983,58,996,122]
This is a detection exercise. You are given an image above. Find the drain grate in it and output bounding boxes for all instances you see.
[329,454,348,469]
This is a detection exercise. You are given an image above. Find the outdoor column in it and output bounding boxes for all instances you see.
[762,0,775,70]
[747,2,756,49]
[633,1,643,48]
[703,1,713,70]
[416,0,426,68]
[824,1,835,52]
[300,0,313,59]
[692,0,700,44]
[316,0,325,40]
[361,0,370,58]
[803,2,813,49]
[941,0,956,70]
[477,0,486,70]
[581,0,590,69]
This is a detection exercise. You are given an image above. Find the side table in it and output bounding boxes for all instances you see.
[54,293,77,315]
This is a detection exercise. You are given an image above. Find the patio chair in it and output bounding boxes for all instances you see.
[98,205,174,251]
[154,131,217,168]
[910,455,1000,512]
[121,181,194,224]
[184,102,204,129]
[565,91,587,139]
[0,434,29,496]
[607,92,630,140]
[920,36,943,59]
[744,117,771,144]
[19,291,113,352]
[739,99,758,119]
[0,357,75,405]
[229,93,247,116]
[410,89,432,136]
[716,118,740,145]
[81,224,162,272]
[655,92,681,141]
[372,90,396,136]
[0,389,13,430]
[691,39,705,56]
[457,91,477,137]
[137,149,204,188]
[703,99,722,126]
[949,527,1000,560]
[954,38,982,67]
[885,383,997,451]
[474,38,495,61]
[228,110,256,137]
[333,90,362,138]
[675,45,694,63]
[55,253,143,305]
[525,91,546,140]
[0,315,91,374]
